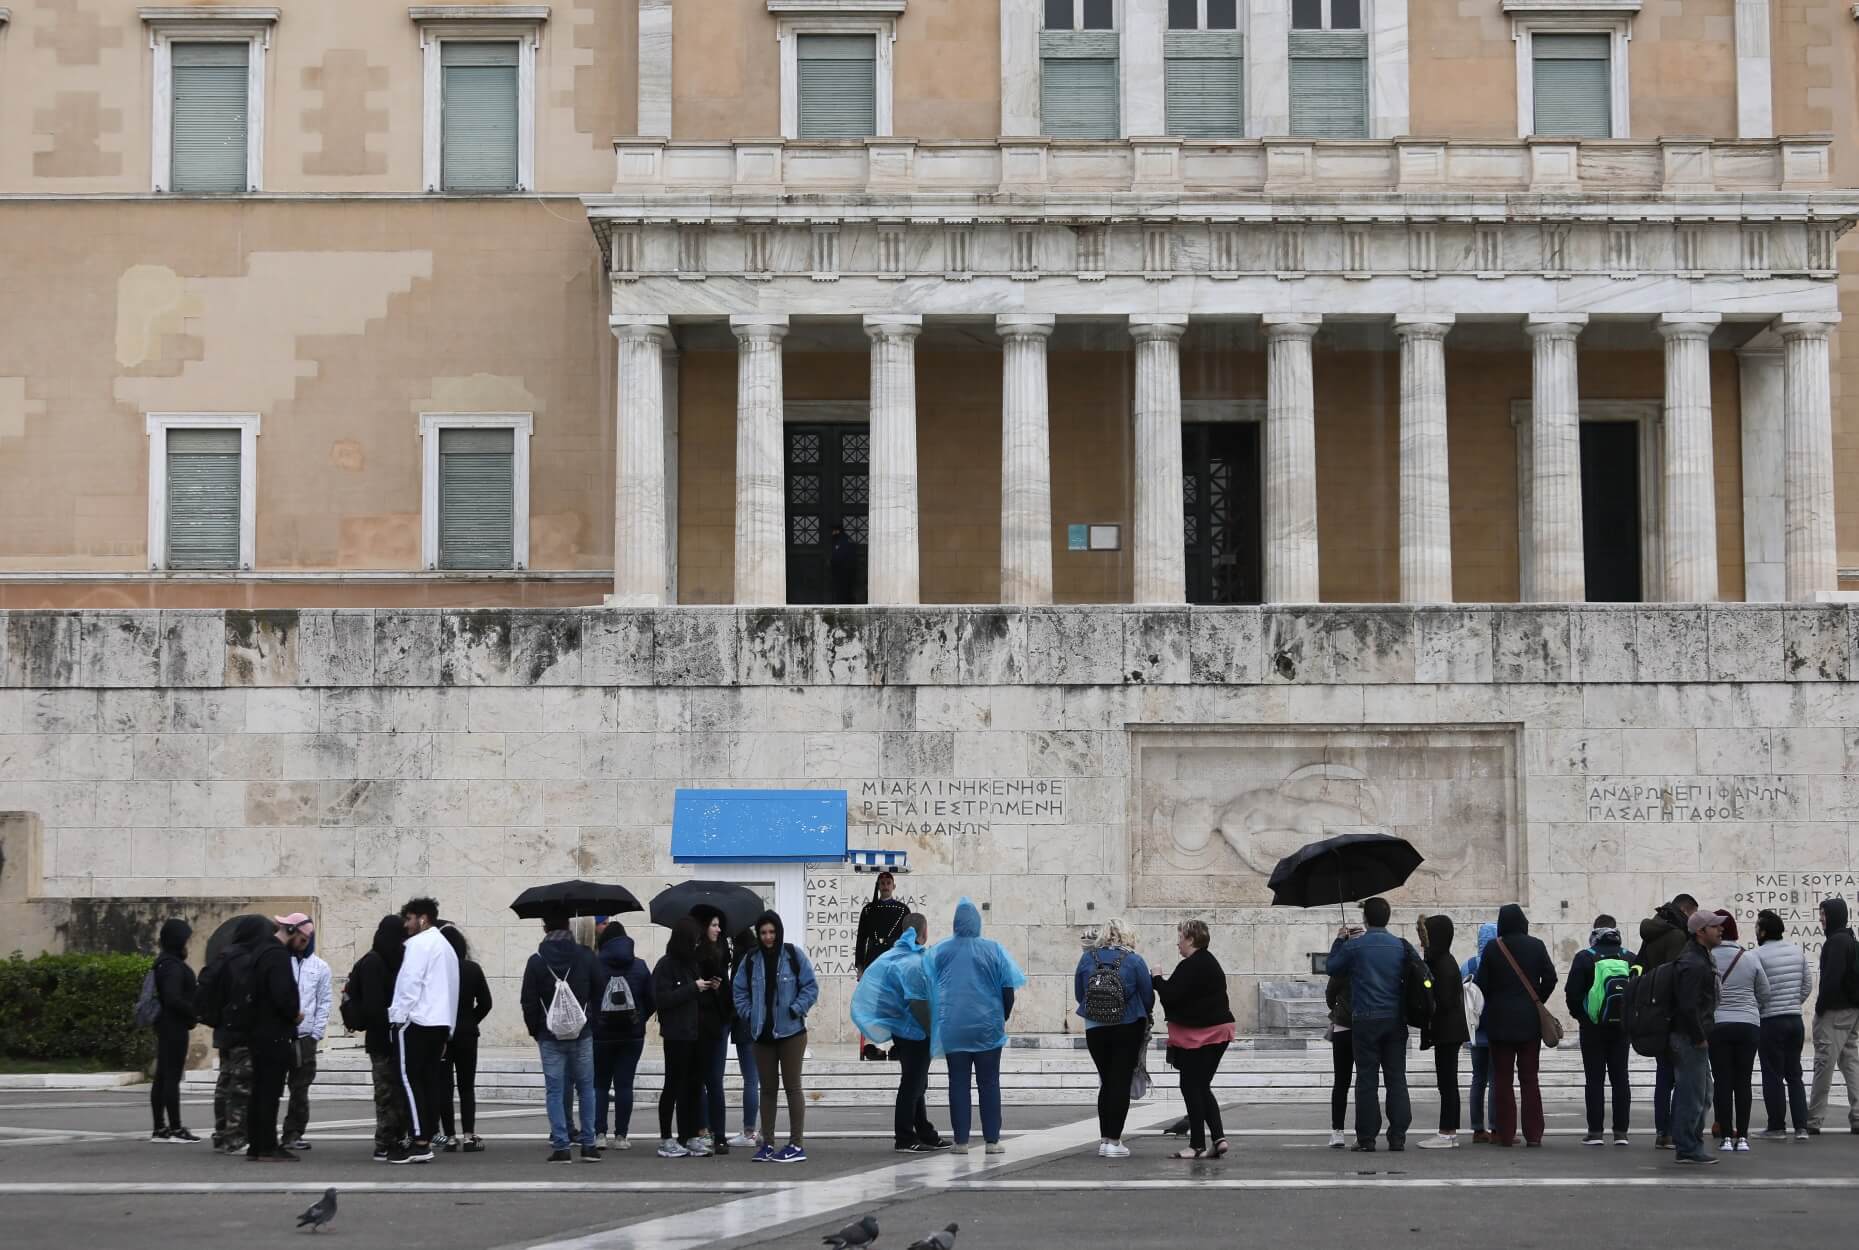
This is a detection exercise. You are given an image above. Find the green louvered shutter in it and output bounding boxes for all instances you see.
[1289,31,1368,139]
[797,34,878,139]
[1532,34,1612,138]
[165,428,242,569]
[1040,31,1120,139]
[442,41,519,191]
[171,42,250,192]
[438,427,515,569]
[1165,31,1243,138]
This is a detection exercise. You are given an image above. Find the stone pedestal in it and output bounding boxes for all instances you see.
[998,314,1056,604]
[1265,315,1322,603]
[1395,316,1454,604]
[1659,315,1721,602]
[1779,313,1840,601]
[732,316,788,605]
[865,315,923,606]
[609,317,671,606]
[1129,315,1189,605]
[1525,315,1588,603]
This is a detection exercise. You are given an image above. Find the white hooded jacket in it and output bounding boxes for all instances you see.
[389,925,460,1033]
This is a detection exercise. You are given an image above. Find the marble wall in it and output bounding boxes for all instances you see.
[2,604,1856,1044]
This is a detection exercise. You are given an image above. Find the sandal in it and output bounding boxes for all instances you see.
[1212,1139,1229,1158]
[1169,1147,1205,1160]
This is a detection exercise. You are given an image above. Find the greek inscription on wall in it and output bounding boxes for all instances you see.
[804,868,927,979]
[1585,778,1801,823]
[854,779,1067,838]
[1727,871,1859,959]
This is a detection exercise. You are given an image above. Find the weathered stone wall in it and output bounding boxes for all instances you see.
[2,605,1855,1046]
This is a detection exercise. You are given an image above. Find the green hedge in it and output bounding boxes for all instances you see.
[0,952,156,1070]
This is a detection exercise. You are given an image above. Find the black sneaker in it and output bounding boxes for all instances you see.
[1351,1141,1377,1153]
[711,1137,729,1156]
[920,1138,952,1151]
[548,1149,573,1164]
[895,1142,943,1154]
[148,1129,172,1143]
[385,1145,414,1164]
[1386,1139,1405,1152]
[373,1150,389,1163]
[580,1145,603,1162]
[169,1128,202,1143]
[861,1044,887,1061]
[443,1139,459,1153]
[284,1139,311,1151]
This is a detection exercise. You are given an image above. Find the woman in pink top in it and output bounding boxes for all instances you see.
[1152,919,1236,1159]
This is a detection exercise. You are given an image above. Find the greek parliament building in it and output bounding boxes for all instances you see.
[3,0,1859,1043]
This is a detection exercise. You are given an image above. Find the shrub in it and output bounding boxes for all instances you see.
[0,952,157,1071]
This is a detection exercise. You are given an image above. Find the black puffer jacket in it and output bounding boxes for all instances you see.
[1473,904,1558,1046]
[1639,902,1689,972]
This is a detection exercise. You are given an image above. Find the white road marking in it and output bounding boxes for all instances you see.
[0,1182,774,1195]
[954,1177,1859,1190]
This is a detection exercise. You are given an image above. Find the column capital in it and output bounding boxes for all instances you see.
[729,314,790,343]
[1775,311,1841,341]
[1128,314,1189,343]
[996,313,1057,341]
[1263,313,1321,342]
[863,314,923,342]
[1525,313,1588,341]
[1393,314,1454,341]
[1657,313,1721,341]
[611,314,672,344]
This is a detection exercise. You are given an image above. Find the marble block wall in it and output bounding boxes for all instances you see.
[2,605,1857,1046]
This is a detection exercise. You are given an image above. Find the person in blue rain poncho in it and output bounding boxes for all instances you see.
[930,898,1027,1154]
[1461,920,1500,1141]
[850,915,950,1153]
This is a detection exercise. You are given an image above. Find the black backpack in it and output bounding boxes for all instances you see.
[1625,964,1677,1058]
[1400,942,1435,1029]
[193,949,229,1028]
[214,943,260,1040]
[1082,950,1130,1025]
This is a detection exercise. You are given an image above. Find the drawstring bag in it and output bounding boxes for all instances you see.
[545,970,588,1040]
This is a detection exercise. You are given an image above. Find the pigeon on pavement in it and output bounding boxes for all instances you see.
[296,1187,337,1233]
[907,1222,960,1250]
[822,1214,881,1248]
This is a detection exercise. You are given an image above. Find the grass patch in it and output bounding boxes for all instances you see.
[0,1054,125,1075]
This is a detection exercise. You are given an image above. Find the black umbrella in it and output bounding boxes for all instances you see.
[1267,833,1425,922]
[203,913,273,963]
[649,881,767,934]
[509,880,644,921]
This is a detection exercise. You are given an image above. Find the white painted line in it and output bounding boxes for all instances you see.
[0,1182,776,1195]
[953,1177,1859,1190]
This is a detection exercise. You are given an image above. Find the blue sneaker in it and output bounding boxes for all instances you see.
[752,1142,775,1163]
[771,1143,807,1164]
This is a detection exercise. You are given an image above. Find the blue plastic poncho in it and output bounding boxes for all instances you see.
[930,899,1027,1055]
[850,926,941,1055]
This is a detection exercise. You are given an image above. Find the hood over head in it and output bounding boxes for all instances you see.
[893,926,924,955]
[1422,914,1454,956]
[1589,927,1624,950]
[598,931,637,970]
[231,915,271,948]
[1497,903,1528,937]
[158,918,192,956]
[1475,921,1498,956]
[953,897,982,939]
[751,909,785,949]
[371,914,407,968]
[1821,897,1849,933]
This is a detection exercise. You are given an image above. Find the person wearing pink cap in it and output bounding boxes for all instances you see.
[277,914,333,1152]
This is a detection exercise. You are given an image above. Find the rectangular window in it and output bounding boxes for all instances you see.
[1041,8,1120,141]
[1289,30,1368,138]
[441,41,519,191]
[436,427,516,570]
[1293,0,1361,31]
[796,33,878,139]
[170,42,250,193]
[1165,31,1243,137]
[1532,33,1612,138]
[164,428,243,569]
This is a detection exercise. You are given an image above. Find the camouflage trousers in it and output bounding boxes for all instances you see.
[371,1053,408,1154]
[212,1046,254,1151]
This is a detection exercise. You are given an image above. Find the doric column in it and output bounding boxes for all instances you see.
[1394,315,1454,604]
[731,315,788,605]
[1524,314,1588,602]
[865,315,923,606]
[1659,314,1722,603]
[1264,314,1322,603]
[1129,315,1189,605]
[998,314,1056,604]
[1737,343,1785,602]
[609,316,671,606]
[1778,312,1840,601]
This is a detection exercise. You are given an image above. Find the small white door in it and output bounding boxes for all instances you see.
[695,863,808,952]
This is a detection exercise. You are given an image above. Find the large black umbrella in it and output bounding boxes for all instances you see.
[649,881,766,934]
[1267,833,1425,922]
[204,913,272,963]
[509,880,644,921]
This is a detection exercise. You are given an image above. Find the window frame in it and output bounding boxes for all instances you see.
[143,7,277,194]
[145,412,260,572]
[419,411,533,572]
[777,14,897,140]
[412,7,547,193]
[1044,0,1119,30]
[1512,13,1632,140]
[1168,0,1239,30]
[1291,0,1363,30]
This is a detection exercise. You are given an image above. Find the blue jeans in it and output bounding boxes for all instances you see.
[593,1036,644,1137]
[736,1041,760,1134]
[946,1048,1003,1145]
[698,1035,729,1140]
[1350,1015,1411,1145]
[1467,1044,1496,1132]
[539,1035,596,1150]
[1669,1035,1713,1158]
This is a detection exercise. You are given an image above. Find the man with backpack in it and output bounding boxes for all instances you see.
[194,915,269,1154]
[520,907,602,1163]
[341,915,408,1161]
[388,897,460,1165]
[1639,893,1698,1148]
[242,918,307,1162]
[1564,916,1636,1146]
[1326,897,1418,1152]
[1807,896,1859,1135]
[1670,909,1724,1164]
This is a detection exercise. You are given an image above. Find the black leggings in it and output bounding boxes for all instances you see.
[1330,1031,1354,1132]
[659,1040,701,1142]
[1085,1020,1146,1140]
[1175,1042,1228,1151]
[438,1035,479,1136]
[151,1025,188,1131]
[1710,1021,1760,1139]
[1434,1042,1461,1134]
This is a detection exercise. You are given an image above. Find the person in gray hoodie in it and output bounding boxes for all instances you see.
[1751,909,1812,1140]
[1808,896,1859,1134]
[1707,910,1770,1151]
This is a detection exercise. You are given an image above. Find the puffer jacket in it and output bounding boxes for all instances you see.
[1639,903,1690,972]
[1752,939,1811,1018]
[1711,942,1772,1028]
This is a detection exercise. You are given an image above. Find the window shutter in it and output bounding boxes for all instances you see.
[165,428,242,569]
[1040,31,1120,139]
[437,427,516,569]
[796,34,878,139]
[170,42,249,193]
[1532,34,1612,138]
[1288,31,1368,139]
[1165,31,1243,138]
[442,41,520,192]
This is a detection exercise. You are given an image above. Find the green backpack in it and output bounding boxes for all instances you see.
[1585,954,1632,1025]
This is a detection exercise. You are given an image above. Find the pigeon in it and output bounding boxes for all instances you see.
[907,1223,959,1250]
[296,1187,337,1233]
[822,1214,880,1249]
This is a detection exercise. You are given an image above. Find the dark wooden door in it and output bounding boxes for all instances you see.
[1579,421,1642,603]
[785,423,870,605]
[1183,422,1263,605]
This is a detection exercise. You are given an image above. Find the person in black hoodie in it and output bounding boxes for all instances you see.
[342,915,407,1160]
[1152,919,1235,1159]
[1670,910,1724,1163]
[1416,915,1468,1149]
[434,923,492,1153]
[1808,896,1859,1133]
[593,921,655,1150]
[1474,903,1557,1148]
[653,916,709,1157]
[519,909,602,1163]
[148,919,199,1143]
[243,920,305,1162]
[691,906,736,1153]
[1640,893,1697,1147]
[197,914,269,1153]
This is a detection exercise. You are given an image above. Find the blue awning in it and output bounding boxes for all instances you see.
[670,788,848,864]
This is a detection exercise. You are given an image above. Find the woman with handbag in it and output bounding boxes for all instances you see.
[1152,919,1235,1160]
[1473,904,1560,1147]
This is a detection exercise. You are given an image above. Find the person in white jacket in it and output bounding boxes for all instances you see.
[278,913,333,1151]
[388,897,460,1164]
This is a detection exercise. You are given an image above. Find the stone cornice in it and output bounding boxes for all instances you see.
[139,5,279,23]
[407,5,549,22]
[767,0,905,10]
[1501,0,1640,10]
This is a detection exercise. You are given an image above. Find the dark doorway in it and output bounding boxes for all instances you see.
[1182,422,1263,605]
[785,423,870,605]
[1579,421,1642,603]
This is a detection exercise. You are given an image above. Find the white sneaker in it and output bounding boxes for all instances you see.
[1416,1134,1459,1149]
[684,1138,714,1157]
[1734,1138,1751,1152]
[1717,1138,1733,1152]
[985,1141,1006,1155]
[1103,1141,1131,1159]
[727,1131,758,1148]
[1096,1141,1110,1157]
[1328,1130,1346,1149]
[656,1139,689,1158]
